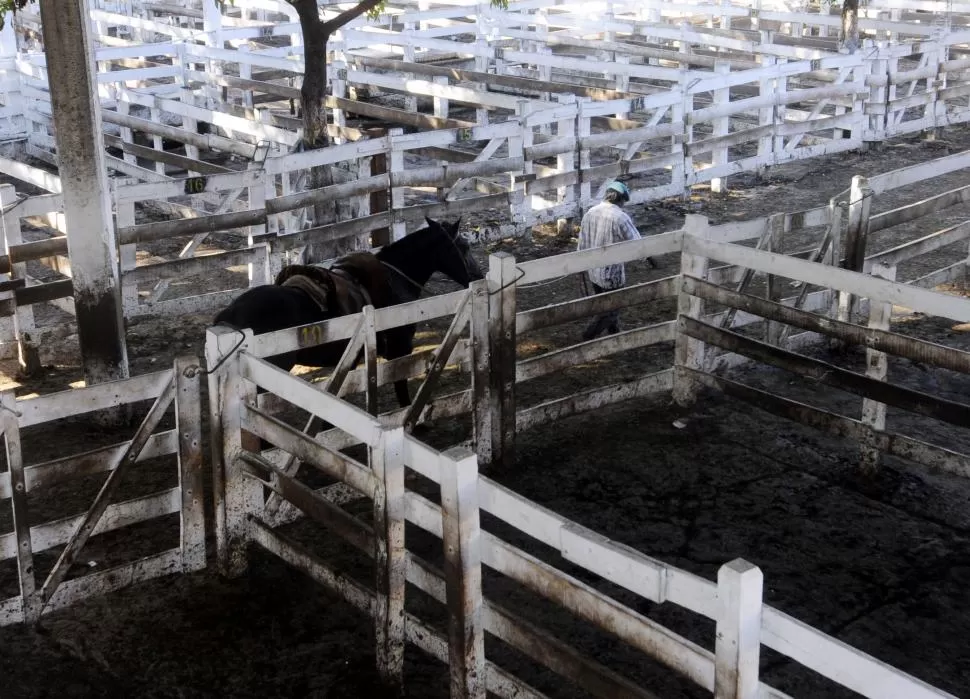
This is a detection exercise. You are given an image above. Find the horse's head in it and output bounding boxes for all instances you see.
[425,216,484,286]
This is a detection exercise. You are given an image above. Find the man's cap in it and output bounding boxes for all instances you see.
[606,181,630,198]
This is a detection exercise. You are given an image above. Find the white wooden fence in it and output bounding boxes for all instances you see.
[204,247,965,698]
[0,355,206,626]
[0,0,968,367]
[0,166,966,694]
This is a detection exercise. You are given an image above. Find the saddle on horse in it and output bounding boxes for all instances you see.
[274,252,394,318]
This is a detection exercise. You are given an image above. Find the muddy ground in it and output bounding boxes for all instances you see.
[2,125,970,698]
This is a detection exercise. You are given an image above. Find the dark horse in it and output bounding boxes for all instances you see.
[213,217,484,407]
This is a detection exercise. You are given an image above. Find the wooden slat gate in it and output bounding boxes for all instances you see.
[0,357,206,626]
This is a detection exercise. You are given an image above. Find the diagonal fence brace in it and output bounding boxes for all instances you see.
[263,314,367,518]
[37,373,177,613]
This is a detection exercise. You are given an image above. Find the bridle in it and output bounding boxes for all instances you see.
[381,228,480,297]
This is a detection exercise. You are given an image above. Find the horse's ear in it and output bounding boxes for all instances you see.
[450,217,462,237]
[425,215,437,228]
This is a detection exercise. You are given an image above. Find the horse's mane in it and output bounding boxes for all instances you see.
[375,220,446,264]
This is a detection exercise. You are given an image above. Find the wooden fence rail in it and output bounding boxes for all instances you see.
[206,319,959,698]
[0,356,206,626]
[3,0,970,361]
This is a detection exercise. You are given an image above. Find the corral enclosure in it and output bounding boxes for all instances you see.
[1,1,970,698]
[0,0,969,362]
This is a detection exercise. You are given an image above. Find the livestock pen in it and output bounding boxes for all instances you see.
[192,202,970,697]
[1,1,970,697]
[3,170,970,694]
[4,0,970,370]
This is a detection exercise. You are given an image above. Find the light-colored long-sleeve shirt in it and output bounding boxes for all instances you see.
[576,201,642,289]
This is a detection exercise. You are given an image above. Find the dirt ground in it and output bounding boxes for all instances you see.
[2,124,970,698]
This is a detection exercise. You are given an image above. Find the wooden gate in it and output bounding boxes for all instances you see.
[0,357,205,625]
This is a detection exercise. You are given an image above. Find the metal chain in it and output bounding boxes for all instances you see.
[181,327,247,379]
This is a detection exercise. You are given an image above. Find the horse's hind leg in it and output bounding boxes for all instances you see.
[393,378,411,409]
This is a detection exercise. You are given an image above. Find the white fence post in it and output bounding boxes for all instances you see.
[175,355,206,572]
[363,304,379,415]
[0,184,39,371]
[677,73,693,198]
[825,196,844,318]
[765,214,784,345]
[860,262,896,474]
[470,278,493,468]
[865,43,889,145]
[389,128,406,242]
[715,558,763,699]
[487,251,517,470]
[247,156,269,287]
[112,178,141,317]
[174,42,201,168]
[837,175,872,324]
[555,93,576,213]
[711,61,730,194]
[373,425,406,692]
[2,388,40,624]
[673,214,710,406]
[206,325,258,576]
[576,97,592,209]
[202,0,223,107]
[440,446,486,699]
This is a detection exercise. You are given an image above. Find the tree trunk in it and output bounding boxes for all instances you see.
[840,0,860,54]
[294,0,329,150]
[291,0,338,260]
[287,0,384,260]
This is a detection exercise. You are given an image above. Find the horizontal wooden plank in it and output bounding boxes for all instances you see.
[405,549,659,699]
[683,235,970,322]
[909,261,968,290]
[682,316,970,428]
[0,429,177,499]
[517,276,677,334]
[0,488,180,560]
[403,607,550,699]
[44,548,183,617]
[406,490,716,690]
[517,321,675,382]
[869,183,970,233]
[689,370,970,480]
[683,277,970,376]
[517,369,673,432]
[250,289,467,359]
[257,389,471,463]
[250,520,375,613]
[866,221,970,268]
[13,279,73,307]
[517,232,683,285]
[18,369,173,428]
[240,353,383,447]
[17,192,63,218]
[118,208,266,246]
[762,606,957,699]
[868,149,970,194]
[113,168,265,203]
[239,452,375,553]
[240,403,377,499]
[123,247,264,284]
[129,288,245,318]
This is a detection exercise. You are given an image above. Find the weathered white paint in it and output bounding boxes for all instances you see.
[38,0,128,384]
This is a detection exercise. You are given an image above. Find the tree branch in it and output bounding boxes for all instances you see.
[320,0,383,35]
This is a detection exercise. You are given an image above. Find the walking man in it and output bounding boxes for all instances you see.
[577,181,643,341]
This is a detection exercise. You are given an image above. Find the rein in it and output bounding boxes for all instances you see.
[380,260,428,297]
